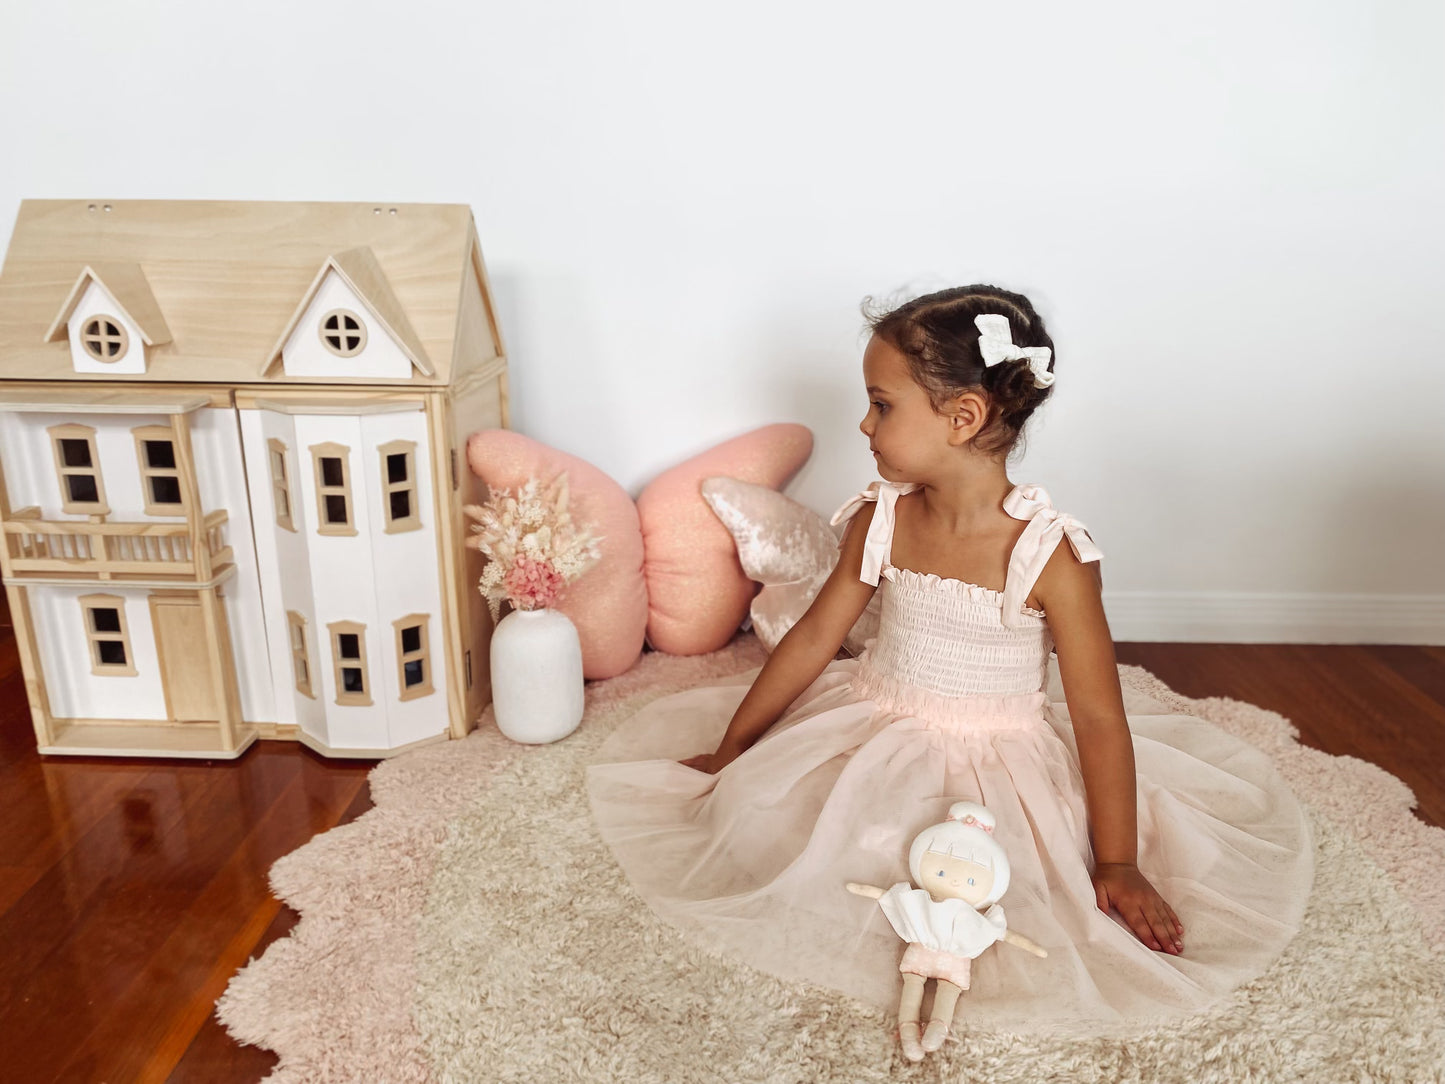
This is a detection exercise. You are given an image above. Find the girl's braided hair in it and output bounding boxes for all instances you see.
[863,284,1056,459]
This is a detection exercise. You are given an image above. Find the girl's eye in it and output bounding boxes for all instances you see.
[872,401,888,413]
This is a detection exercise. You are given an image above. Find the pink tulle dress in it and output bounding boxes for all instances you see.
[585,480,1314,1032]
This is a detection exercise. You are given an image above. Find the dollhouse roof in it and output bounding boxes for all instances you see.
[0,200,492,387]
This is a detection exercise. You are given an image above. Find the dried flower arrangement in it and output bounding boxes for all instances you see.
[463,473,603,622]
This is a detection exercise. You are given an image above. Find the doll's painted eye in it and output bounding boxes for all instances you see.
[937,870,945,877]
[967,877,976,886]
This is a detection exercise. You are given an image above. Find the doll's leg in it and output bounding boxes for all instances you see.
[896,974,927,1062]
[921,979,963,1053]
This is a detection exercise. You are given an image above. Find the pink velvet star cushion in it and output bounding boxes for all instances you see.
[700,476,879,655]
[466,429,648,681]
[637,424,813,655]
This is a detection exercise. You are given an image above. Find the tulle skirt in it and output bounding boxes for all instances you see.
[585,657,1314,1034]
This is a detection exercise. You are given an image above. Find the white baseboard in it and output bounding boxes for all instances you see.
[1102,590,1445,645]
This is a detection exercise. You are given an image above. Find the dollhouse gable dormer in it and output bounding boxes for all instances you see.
[265,247,434,381]
[43,262,172,376]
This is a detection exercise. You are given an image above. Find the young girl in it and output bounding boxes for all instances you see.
[586,285,1314,1035]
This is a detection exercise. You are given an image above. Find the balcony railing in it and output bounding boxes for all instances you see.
[3,508,233,581]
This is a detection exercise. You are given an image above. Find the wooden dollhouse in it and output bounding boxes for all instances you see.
[0,199,508,758]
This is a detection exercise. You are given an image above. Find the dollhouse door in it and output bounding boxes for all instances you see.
[150,594,220,723]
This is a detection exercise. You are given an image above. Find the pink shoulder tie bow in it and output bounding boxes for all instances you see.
[999,483,1103,629]
[830,480,1102,626]
[828,479,919,586]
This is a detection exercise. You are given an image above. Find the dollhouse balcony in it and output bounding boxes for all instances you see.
[3,507,233,583]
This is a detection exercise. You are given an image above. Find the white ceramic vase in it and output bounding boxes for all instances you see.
[489,607,585,744]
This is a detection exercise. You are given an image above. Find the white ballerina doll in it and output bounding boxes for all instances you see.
[846,801,1047,1062]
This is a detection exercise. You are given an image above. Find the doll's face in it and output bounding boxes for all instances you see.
[921,851,995,905]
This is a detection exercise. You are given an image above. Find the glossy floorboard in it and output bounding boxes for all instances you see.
[0,590,1440,1082]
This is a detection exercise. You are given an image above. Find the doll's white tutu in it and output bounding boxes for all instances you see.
[877,887,1007,958]
[586,480,1315,1033]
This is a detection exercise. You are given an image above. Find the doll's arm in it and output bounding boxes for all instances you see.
[846,882,886,899]
[1000,930,1048,958]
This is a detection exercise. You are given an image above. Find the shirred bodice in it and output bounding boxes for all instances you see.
[864,564,1054,698]
[829,480,1102,719]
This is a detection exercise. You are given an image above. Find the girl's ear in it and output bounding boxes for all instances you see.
[945,391,989,446]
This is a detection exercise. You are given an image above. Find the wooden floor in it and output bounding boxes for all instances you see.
[1,592,1441,1084]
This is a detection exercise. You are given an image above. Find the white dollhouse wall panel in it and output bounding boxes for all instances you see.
[239,407,327,744]
[292,413,390,750]
[359,409,447,749]
[0,411,171,519]
[0,414,44,509]
[280,272,412,381]
[31,586,164,720]
[241,405,448,752]
[67,282,146,375]
[190,406,275,723]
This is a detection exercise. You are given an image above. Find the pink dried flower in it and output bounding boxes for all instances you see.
[504,554,566,611]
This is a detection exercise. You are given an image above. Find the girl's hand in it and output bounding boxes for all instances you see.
[1092,862,1184,955]
[678,747,741,775]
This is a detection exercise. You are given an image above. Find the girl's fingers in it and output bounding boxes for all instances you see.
[1168,903,1184,936]
[1147,907,1181,954]
[1128,905,1162,950]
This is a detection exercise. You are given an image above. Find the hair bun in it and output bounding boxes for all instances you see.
[947,801,995,831]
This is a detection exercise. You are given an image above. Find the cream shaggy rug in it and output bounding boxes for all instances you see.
[217,634,1445,1083]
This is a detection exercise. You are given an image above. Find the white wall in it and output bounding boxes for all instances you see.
[2,0,1440,638]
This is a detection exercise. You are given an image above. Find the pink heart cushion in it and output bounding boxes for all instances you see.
[638,423,813,655]
[466,430,647,680]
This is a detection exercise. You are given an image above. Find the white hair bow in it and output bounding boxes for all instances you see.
[975,314,1054,389]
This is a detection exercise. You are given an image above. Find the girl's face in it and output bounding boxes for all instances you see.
[859,334,952,480]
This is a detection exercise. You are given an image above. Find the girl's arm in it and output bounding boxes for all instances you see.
[681,501,881,774]
[1034,546,1185,956]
